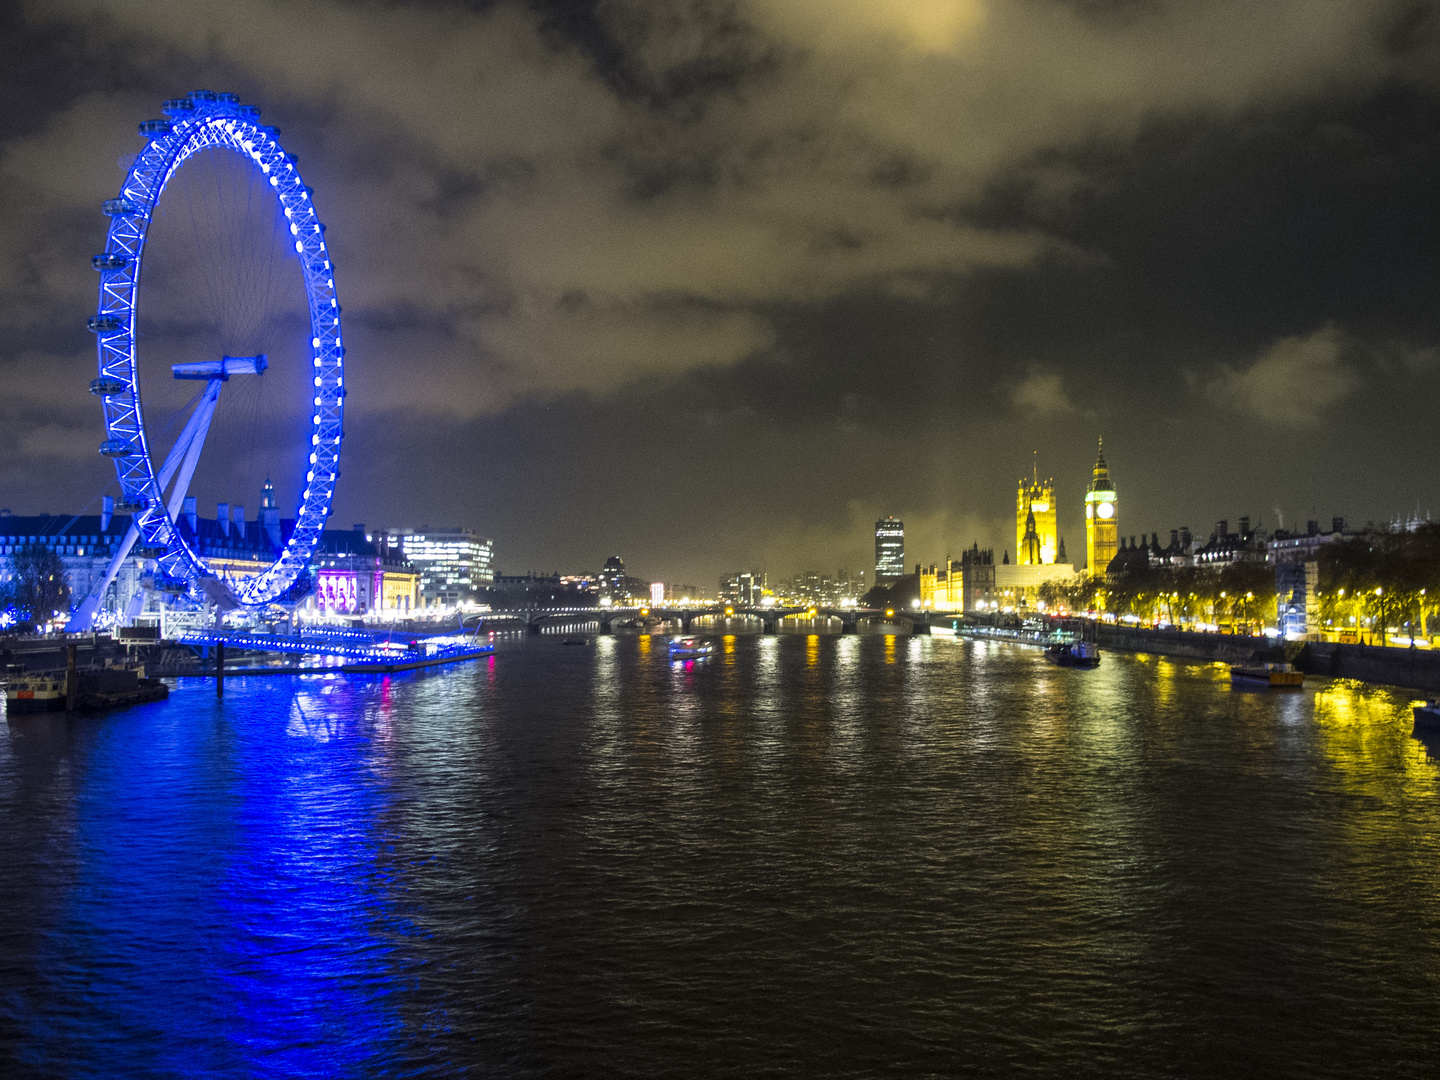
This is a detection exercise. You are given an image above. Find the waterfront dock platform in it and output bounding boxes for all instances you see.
[173,627,495,676]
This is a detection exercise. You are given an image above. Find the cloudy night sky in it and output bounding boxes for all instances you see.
[1,0,1438,586]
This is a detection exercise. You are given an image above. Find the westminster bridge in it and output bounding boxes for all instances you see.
[463,605,940,636]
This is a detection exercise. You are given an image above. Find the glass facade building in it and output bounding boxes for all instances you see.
[387,526,495,608]
[598,556,625,601]
[718,570,766,606]
[875,517,905,582]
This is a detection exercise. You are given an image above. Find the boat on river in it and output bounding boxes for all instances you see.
[1413,701,1440,733]
[956,622,1061,647]
[960,623,1100,667]
[3,670,64,713]
[1229,662,1304,688]
[3,663,169,714]
[1044,640,1101,668]
[668,637,714,660]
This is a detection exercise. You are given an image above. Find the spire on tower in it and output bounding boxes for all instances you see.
[1023,508,1041,565]
[1089,438,1112,490]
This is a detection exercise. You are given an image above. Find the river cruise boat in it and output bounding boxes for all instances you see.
[668,637,714,660]
[3,663,169,714]
[4,670,66,713]
[1229,662,1304,688]
[1413,701,1440,733]
[1044,640,1101,668]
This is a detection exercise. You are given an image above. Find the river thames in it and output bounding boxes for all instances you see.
[3,633,1439,1077]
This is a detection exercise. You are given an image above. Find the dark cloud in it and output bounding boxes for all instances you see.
[2,0,1440,585]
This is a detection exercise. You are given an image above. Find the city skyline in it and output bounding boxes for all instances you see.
[0,2,1437,588]
[6,8,1440,1076]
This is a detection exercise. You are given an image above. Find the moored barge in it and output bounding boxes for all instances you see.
[1229,662,1304,688]
[4,664,169,714]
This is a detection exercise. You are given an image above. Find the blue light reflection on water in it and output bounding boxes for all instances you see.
[1,674,429,1077]
[2,637,1440,1077]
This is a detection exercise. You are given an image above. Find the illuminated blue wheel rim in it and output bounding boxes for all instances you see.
[90,91,343,608]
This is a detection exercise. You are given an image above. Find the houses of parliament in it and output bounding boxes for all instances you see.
[919,440,1119,613]
[1014,441,1118,576]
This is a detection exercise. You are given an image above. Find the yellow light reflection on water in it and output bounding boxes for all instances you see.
[1311,680,1437,791]
[885,636,896,664]
[637,634,650,655]
[806,635,820,667]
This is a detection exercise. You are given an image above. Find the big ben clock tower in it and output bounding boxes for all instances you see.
[1085,439,1118,576]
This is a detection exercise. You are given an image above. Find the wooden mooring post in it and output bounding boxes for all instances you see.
[65,643,77,712]
[216,642,225,696]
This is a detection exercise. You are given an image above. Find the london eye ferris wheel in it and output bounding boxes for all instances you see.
[81,91,344,620]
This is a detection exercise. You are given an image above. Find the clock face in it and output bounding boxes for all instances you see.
[1086,504,1094,519]
[1097,502,1114,520]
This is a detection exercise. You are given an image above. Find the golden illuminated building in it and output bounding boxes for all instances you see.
[1016,460,1057,565]
[918,559,964,611]
[1084,439,1118,576]
[994,562,1079,611]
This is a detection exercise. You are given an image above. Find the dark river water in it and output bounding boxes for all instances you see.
[3,633,1440,1078]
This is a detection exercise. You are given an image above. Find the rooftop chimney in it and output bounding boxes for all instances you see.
[100,495,113,533]
[1307,520,1319,536]
[1332,516,1344,533]
[1217,520,1228,539]
[218,502,230,537]
[182,496,198,533]
[1239,516,1250,535]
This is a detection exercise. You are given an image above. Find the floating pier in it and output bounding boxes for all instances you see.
[173,628,494,687]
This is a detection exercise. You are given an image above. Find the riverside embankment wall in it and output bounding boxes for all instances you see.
[1093,625,1278,665]
[1092,624,1440,695]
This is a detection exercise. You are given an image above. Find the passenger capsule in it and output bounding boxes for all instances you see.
[99,438,135,457]
[114,499,148,514]
[161,98,196,117]
[154,575,190,594]
[92,253,131,271]
[89,377,129,396]
[137,118,172,137]
[189,89,219,102]
[88,314,124,333]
